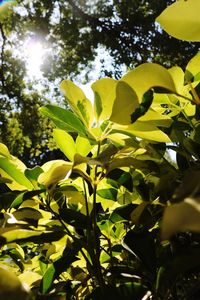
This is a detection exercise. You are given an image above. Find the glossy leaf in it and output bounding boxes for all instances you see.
[121,63,176,100]
[38,160,72,188]
[75,135,92,157]
[0,143,11,158]
[13,208,43,226]
[59,207,89,229]
[40,104,90,138]
[0,157,33,190]
[112,122,171,142]
[185,52,200,82]
[0,227,65,245]
[60,80,93,126]
[10,190,45,208]
[92,78,117,121]
[123,230,156,274]
[156,0,200,41]
[110,81,139,124]
[53,129,76,161]
[40,240,81,294]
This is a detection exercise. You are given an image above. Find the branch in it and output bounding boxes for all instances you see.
[0,22,7,91]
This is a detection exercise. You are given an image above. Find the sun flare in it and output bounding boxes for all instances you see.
[24,39,47,78]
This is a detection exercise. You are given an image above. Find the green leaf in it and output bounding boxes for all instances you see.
[0,157,33,190]
[121,63,176,100]
[110,204,136,223]
[10,190,45,208]
[123,230,156,274]
[40,240,81,294]
[0,143,11,158]
[92,78,117,121]
[185,52,200,82]
[110,81,139,125]
[139,108,172,127]
[112,122,171,143]
[97,188,117,200]
[38,160,72,188]
[25,166,43,186]
[60,80,93,126]
[40,105,91,138]
[13,208,43,226]
[86,282,147,300]
[53,129,76,161]
[0,227,65,245]
[156,0,200,42]
[107,169,133,192]
[59,207,89,229]
[75,135,92,157]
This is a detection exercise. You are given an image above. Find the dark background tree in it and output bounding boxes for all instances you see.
[0,0,199,165]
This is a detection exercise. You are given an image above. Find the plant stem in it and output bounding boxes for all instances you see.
[90,141,105,291]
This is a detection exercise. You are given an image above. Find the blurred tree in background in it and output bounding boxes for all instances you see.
[0,0,199,165]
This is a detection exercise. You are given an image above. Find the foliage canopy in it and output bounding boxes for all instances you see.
[0,1,200,300]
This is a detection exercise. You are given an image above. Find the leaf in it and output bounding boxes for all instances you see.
[107,169,133,192]
[75,135,92,157]
[0,143,11,158]
[185,52,200,82]
[59,207,89,229]
[38,160,72,188]
[161,197,200,240]
[97,188,117,200]
[53,129,76,161]
[40,240,81,294]
[0,227,65,245]
[13,208,43,226]
[25,166,43,187]
[156,0,200,42]
[85,282,147,300]
[10,190,45,208]
[130,202,149,225]
[110,204,136,223]
[0,266,28,300]
[123,230,157,274]
[60,80,93,126]
[138,108,172,127]
[110,81,139,125]
[0,157,33,190]
[121,63,177,100]
[92,78,117,121]
[40,105,91,139]
[112,122,171,143]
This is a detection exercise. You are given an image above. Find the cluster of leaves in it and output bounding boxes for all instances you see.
[0,0,199,165]
[1,1,200,299]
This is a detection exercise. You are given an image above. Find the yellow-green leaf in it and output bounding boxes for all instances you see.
[185,52,200,81]
[0,143,11,158]
[110,81,139,124]
[112,122,171,143]
[53,129,76,161]
[139,108,172,127]
[92,78,117,121]
[60,80,94,126]
[76,135,92,156]
[121,63,177,100]
[38,160,72,188]
[0,265,28,300]
[156,0,200,42]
